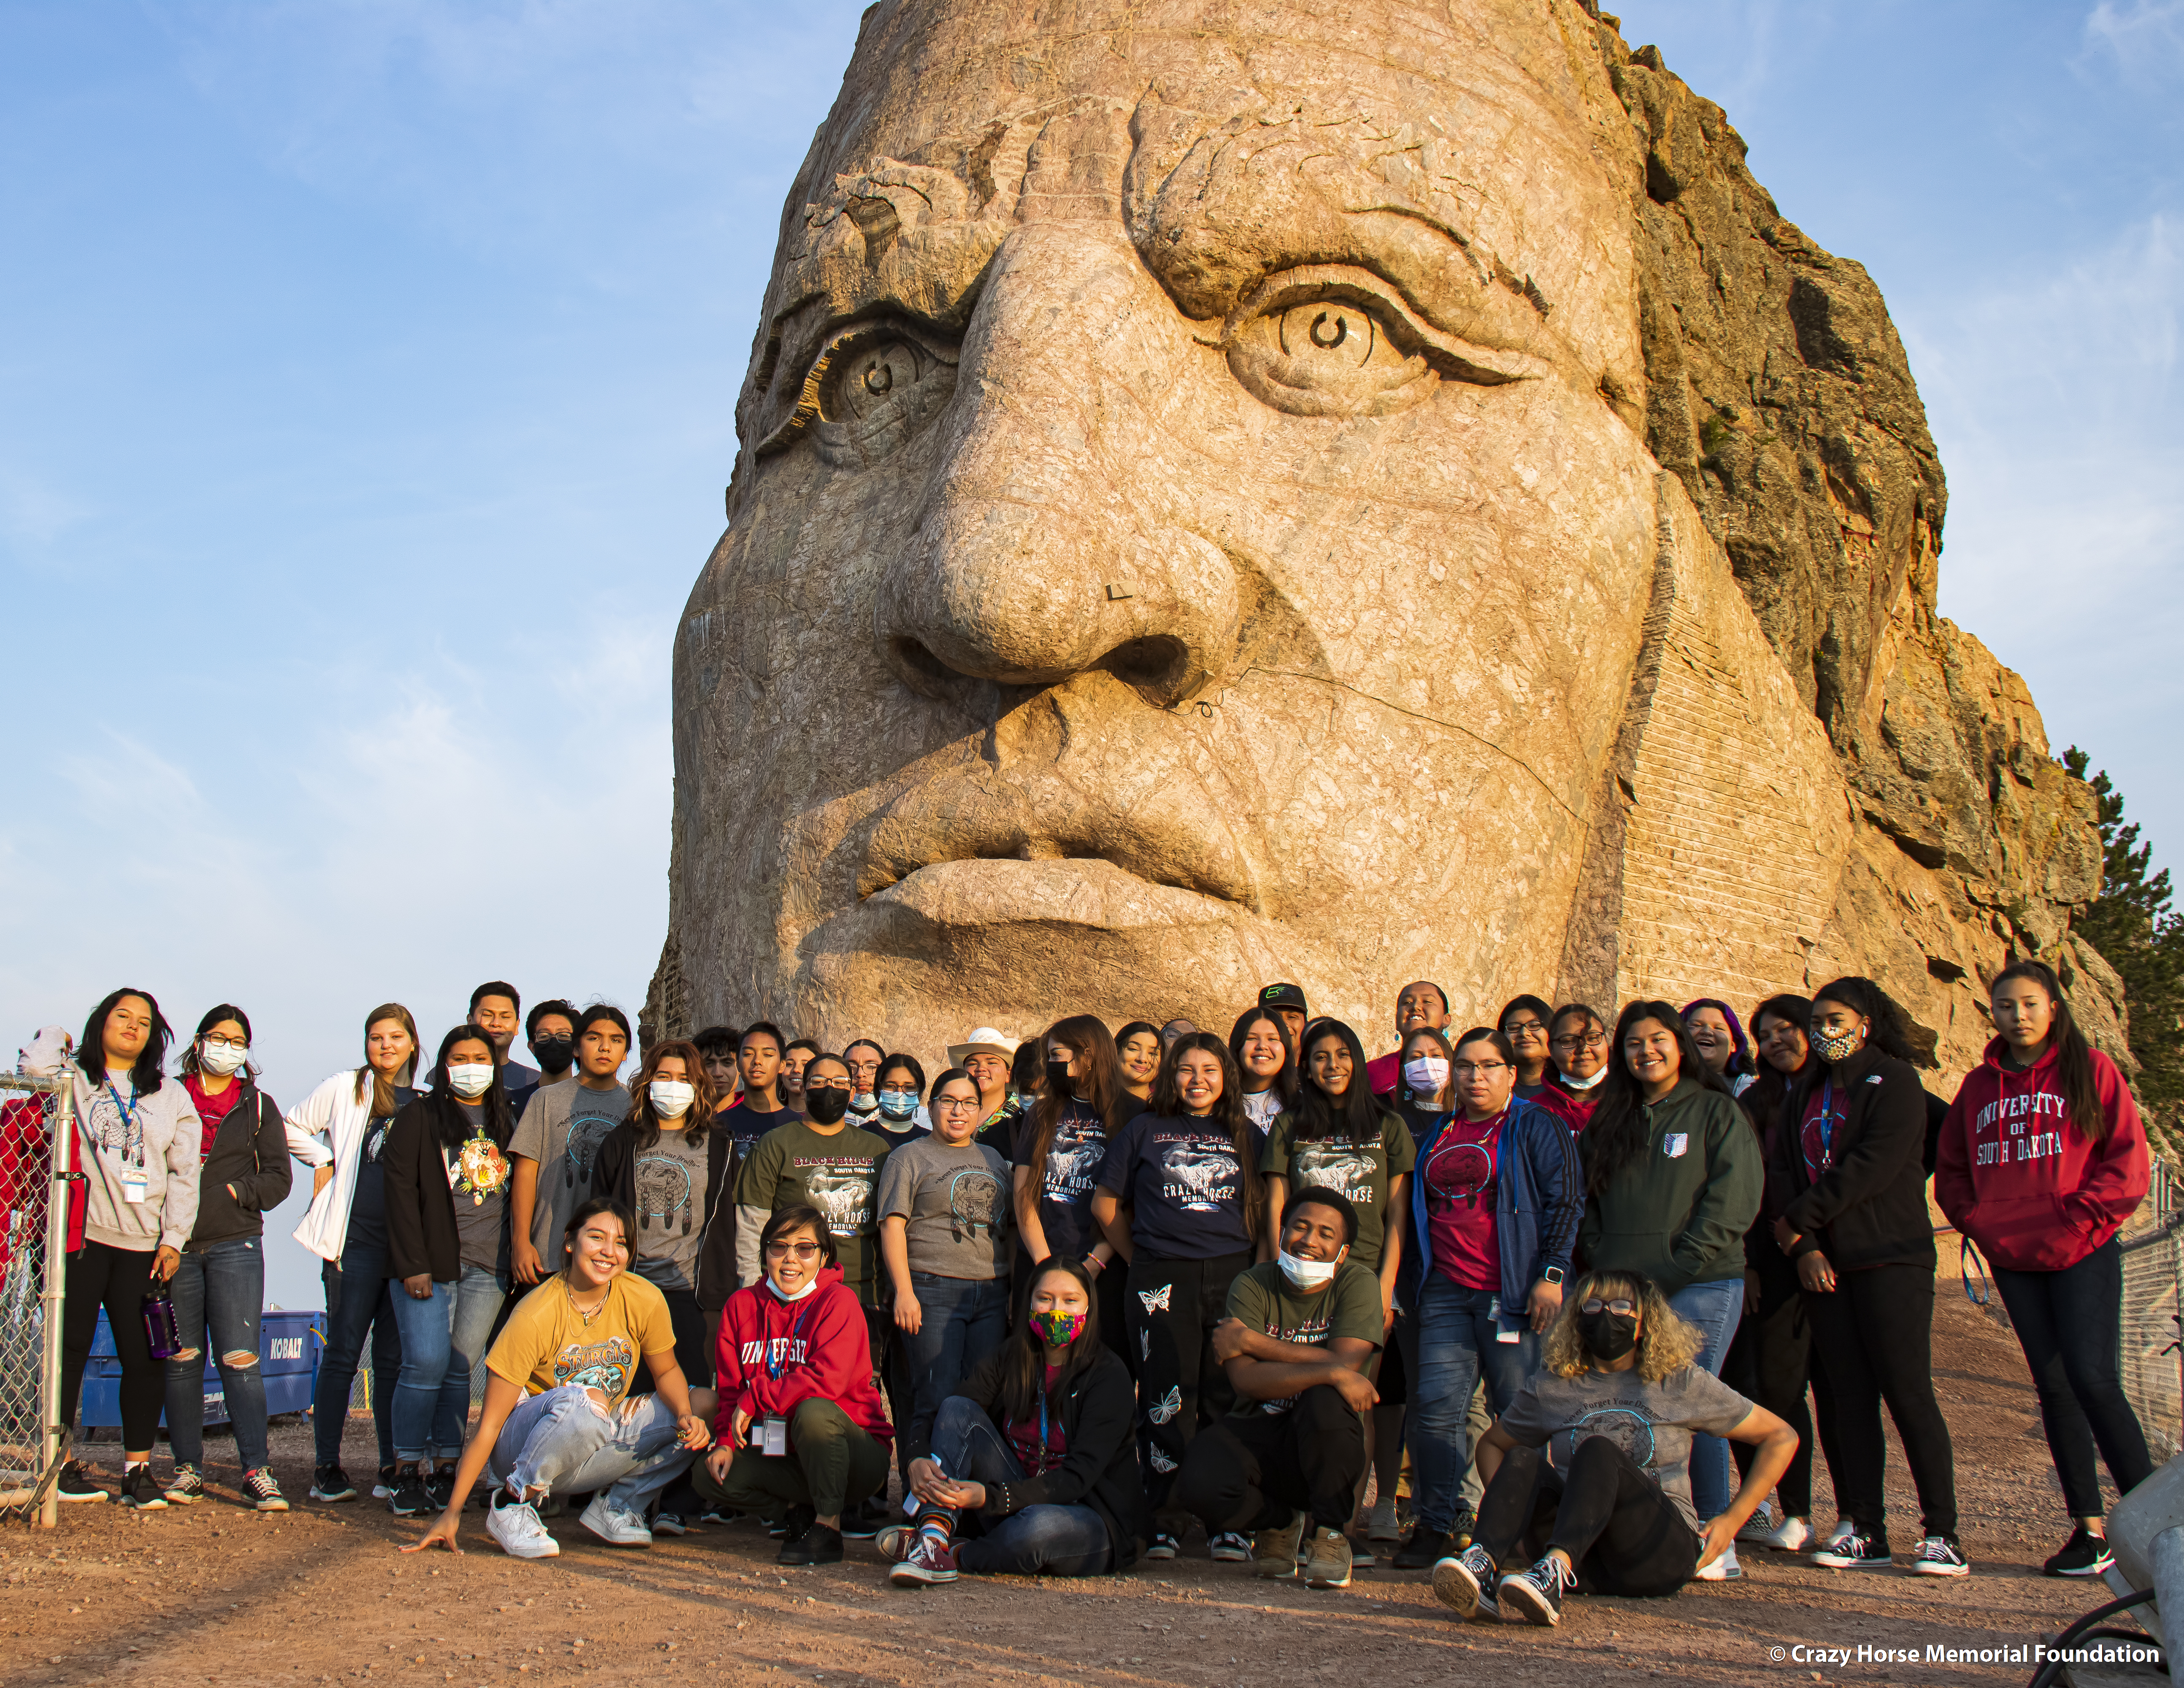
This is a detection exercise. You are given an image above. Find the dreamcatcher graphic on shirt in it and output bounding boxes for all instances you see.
[1146,1385,1182,1425]
[452,1135,510,1206]
[564,1111,620,1187]
[362,1117,394,1166]
[1565,1404,1660,1472]
[1424,1134,1495,1211]
[635,1154,695,1235]
[946,1167,1005,1242]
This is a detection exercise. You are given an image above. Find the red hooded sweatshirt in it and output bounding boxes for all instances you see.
[1935,1037,2149,1273]
[712,1264,892,1447]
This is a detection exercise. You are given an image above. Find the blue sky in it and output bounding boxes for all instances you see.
[2,0,2177,1307]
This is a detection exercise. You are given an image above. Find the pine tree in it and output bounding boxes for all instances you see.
[2064,748,2184,1142]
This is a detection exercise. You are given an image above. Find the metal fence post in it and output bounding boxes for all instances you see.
[37,1078,69,1530]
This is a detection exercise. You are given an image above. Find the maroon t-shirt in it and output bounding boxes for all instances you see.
[1002,1363,1068,1476]
[1421,1112,1504,1292]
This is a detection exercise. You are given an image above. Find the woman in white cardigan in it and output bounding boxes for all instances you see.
[286,1003,419,1504]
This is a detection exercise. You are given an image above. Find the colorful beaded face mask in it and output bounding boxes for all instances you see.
[1029,1308,1088,1347]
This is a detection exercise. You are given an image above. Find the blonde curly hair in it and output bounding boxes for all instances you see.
[1542,1270,1704,1383]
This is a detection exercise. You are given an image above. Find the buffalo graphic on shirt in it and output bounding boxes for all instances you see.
[1158,1141,1240,1210]
[802,1165,878,1237]
[1043,1123,1106,1201]
[946,1167,1005,1241]
[1287,1145,1381,1208]
[551,1335,635,1397]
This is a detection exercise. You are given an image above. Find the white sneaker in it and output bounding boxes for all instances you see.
[1367,1500,1403,1542]
[1744,1514,1811,1552]
[1695,1542,1742,1581]
[580,1493,653,1548]
[486,1495,560,1559]
[1822,1517,1855,1549]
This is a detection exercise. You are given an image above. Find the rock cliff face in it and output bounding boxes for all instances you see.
[649,0,2126,1097]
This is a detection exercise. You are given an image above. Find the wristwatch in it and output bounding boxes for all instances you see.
[1541,1265,1565,1285]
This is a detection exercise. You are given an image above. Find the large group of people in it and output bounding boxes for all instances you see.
[11,956,2157,1626]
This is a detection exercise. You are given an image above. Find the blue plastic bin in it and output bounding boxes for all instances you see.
[80,1308,321,1431]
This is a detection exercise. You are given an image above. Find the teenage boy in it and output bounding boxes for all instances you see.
[471,982,538,1098]
[508,1006,632,1283]
[1257,983,1311,1052]
[1365,982,1451,1098]
[521,1001,580,1109]
[1174,1188,1383,1591]
[781,1039,819,1118]
[721,1025,792,1162]
[693,1026,743,1120]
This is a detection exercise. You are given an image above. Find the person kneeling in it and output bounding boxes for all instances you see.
[692,1206,894,1565]
[1173,1187,1384,1590]
[886,1257,1143,1585]
[1433,1269,1797,1626]
[403,1198,715,1559]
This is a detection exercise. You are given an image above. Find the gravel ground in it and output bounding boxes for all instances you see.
[0,1290,2147,1687]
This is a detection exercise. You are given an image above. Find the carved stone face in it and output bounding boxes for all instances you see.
[672,0,1666,1052]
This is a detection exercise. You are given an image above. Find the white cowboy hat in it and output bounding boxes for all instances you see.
[947,1027,1017,1067]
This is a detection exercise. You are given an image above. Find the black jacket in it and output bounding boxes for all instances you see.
[938,1343,1143,1570]
[187,1081,292,1248]
[384,1095,510,1282]
[1767,1044,1936,1273]
[590,1120,739,1312]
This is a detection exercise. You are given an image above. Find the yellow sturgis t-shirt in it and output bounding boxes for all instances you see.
[485,1272,674,1409]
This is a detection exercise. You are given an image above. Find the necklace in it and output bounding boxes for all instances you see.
[564,1277,611,1326]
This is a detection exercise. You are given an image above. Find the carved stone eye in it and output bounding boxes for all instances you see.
[827,340,922,422]
[1290,306,1372,360]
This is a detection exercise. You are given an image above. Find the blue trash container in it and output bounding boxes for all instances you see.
[79,1308,324,1431]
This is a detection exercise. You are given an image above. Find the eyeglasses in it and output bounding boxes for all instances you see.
[1551,1032,1608,1052]
[1580,1298,1638,1317]
[1453,1061,1509,1077]
[1503,1020,1547,1036]
[803,1075,851,1091]
[765,1240,822,1259]
[202,1035,248,1050]
[933,1096,979,1112]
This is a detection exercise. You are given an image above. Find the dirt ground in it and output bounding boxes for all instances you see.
[1,1292,2149,1687]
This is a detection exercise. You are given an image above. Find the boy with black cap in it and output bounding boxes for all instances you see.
[1257,984,1311,1052]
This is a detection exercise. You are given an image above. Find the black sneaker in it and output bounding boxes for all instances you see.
[1811,1528,1892,1570]
[387,1464,432,1518]
[243,1468,289,1512]
[773,1504,818,1564]
[651,1510,687,1537]
[699,1501,742,1526]
[1496,1553,1575,1626]
[1392,1525,1454,1569]
[1909,1535,1970,1578]
[1451,1506,1478,1550]
[2045,1526,2115,1578]
[118,1463,168,1511]
[1145,1530,1181,1561]
[424,1468,456,1512]
[840,1497,884,1541]
[780,1520,844,1566]
[310,1464,358,1504]
[164,1463,205,1505]
[373,1463,398,1501]
[56,1461,108,1504]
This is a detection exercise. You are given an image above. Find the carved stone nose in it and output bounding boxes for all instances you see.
[877,224,1240,709]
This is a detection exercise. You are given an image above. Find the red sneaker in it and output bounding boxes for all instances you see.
[889,1528,960,1587]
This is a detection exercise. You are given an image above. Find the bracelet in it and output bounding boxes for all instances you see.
[1086,1255,1105,1275]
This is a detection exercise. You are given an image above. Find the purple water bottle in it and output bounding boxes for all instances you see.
[141,1288,181,1361]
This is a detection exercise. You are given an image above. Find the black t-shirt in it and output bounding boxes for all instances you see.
[721,1101,795,1164]
[1014,1094,1148,1261]
[1095,1112,1252,1260]
[345,1085,416,1250]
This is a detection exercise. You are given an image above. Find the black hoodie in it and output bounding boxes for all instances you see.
[1767,1043,1936,1273]
[184,1079,293,1249]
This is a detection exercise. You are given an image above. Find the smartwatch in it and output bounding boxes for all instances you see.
[1541,1265,1565,1285]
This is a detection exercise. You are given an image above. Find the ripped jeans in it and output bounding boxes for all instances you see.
[484,1387,697,1513]
[165,1238,269,1472]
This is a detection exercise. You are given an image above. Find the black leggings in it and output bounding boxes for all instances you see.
[1723,1243,1838,1517]
[1126,1250,1249,1526]
[1173,1383,1368,1534]
[1475,1439,1698,1596]
[1802,1263,1956,1539]
[634,1287,714,1390]
[1994,1239,2155,1518]
[60,1242,163,1452]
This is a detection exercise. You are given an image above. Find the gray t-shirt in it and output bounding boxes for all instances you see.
[449,1100,511,1274]
[874,1136,1011,1281]
[1496,1363,1756,1533]
[630,1127,711,1293]
[509,1082,631,1271]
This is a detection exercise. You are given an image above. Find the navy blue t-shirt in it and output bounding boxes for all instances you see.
[344,1084,416,1250]
[720,1101,797,1163]
[1095,1112,1252,1260]
[1014,1094,1148,1261]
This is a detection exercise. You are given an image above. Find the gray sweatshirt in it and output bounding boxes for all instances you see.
[71,1072,200,1253]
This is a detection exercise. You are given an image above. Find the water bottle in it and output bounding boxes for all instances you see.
[141,1287,181,1360]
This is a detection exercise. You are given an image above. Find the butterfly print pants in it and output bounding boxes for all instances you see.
[1124,1250,1252,1529]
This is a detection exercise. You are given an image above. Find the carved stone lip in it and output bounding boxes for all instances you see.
[862,856,1245,932]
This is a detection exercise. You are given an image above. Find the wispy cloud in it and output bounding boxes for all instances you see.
[2081,0,2184,89]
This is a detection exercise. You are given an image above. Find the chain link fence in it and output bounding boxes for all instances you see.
[0,1074,70,1527]
[2118,1174,2183,1460]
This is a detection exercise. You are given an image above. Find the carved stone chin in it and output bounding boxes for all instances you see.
[653,1,2119,1090]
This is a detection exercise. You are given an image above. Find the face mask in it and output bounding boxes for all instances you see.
[649,1079,695,1119]
[1565,1065,1606,1091]
[446,1063,494,1100]
[1813,1025,1863,1063]
[849,1090,876,1112]
[1402,1056,1449,1092]
[767,1273,820,1302]
[1043,1058,1074,1096]
[877,1090,919,1123]
[1579,1309,1640,1362]
[805,1087,849,1125]
[1029,1307,1088,1346]
[1278,1250,1340,1290]
[198,1041,249,1078]
[531,1035,573,1074]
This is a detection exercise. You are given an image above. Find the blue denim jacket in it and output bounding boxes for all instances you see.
[1409,1098,1584,1338]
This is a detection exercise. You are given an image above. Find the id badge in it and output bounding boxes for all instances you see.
[760,1416,788,1457]
[120,1166,149,1205]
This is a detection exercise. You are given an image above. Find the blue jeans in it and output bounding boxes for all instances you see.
[902,1274,1009,1456]
[166,1238,270,1471]
[1668,1277,1746,1522]
[486,1386,695,1512]
[926,1394,1111,1575]
[390,1264,508,1461]
[1411,1274,1538,1534]
[316,1242,403,1471]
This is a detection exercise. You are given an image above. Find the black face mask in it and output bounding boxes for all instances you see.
[804,1087,850,1126]
[530,1036,573,1075]
[1579,1310,1640,1363]
[1043,1059,1074,1097]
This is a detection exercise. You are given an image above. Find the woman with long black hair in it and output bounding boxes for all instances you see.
[1115,1023,1162,1106]
[1497,995,1557,1101]
[55,988,202,1509]
[383,1024,516,1518]
[1092,1032,1263,1560]
[165,1004,291,1509]
[1228,1008,1296,1142]
[1771,976,1962,1576]
[885,1255,1142,1583]
[1578,1000,1759,1580]
[1937,959,2152,1578]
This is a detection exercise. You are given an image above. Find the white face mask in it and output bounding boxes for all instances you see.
[849,1090,876,1112]
[198,1041,250,1077]
[649,1079,695,1118]
[1565,1065,1607,1091]
[446,1063,495,1100]
[1278,1250,1340,1290]
[767,1273,820,1302]
[1402,1056,1449,1092]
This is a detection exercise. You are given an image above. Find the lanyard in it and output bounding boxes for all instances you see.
[1815,1079,1838,1165]
[765,1302,813,1381]
[104,1081,146,1168]
[1038,1386,1049,1456]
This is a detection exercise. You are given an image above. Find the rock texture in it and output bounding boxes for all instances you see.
[650,0,2124,1096]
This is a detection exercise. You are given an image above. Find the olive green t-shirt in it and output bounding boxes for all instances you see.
[1224,1258,1386,1416]
[733,1120,890,1295]
[1258,1112,1417,1270]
